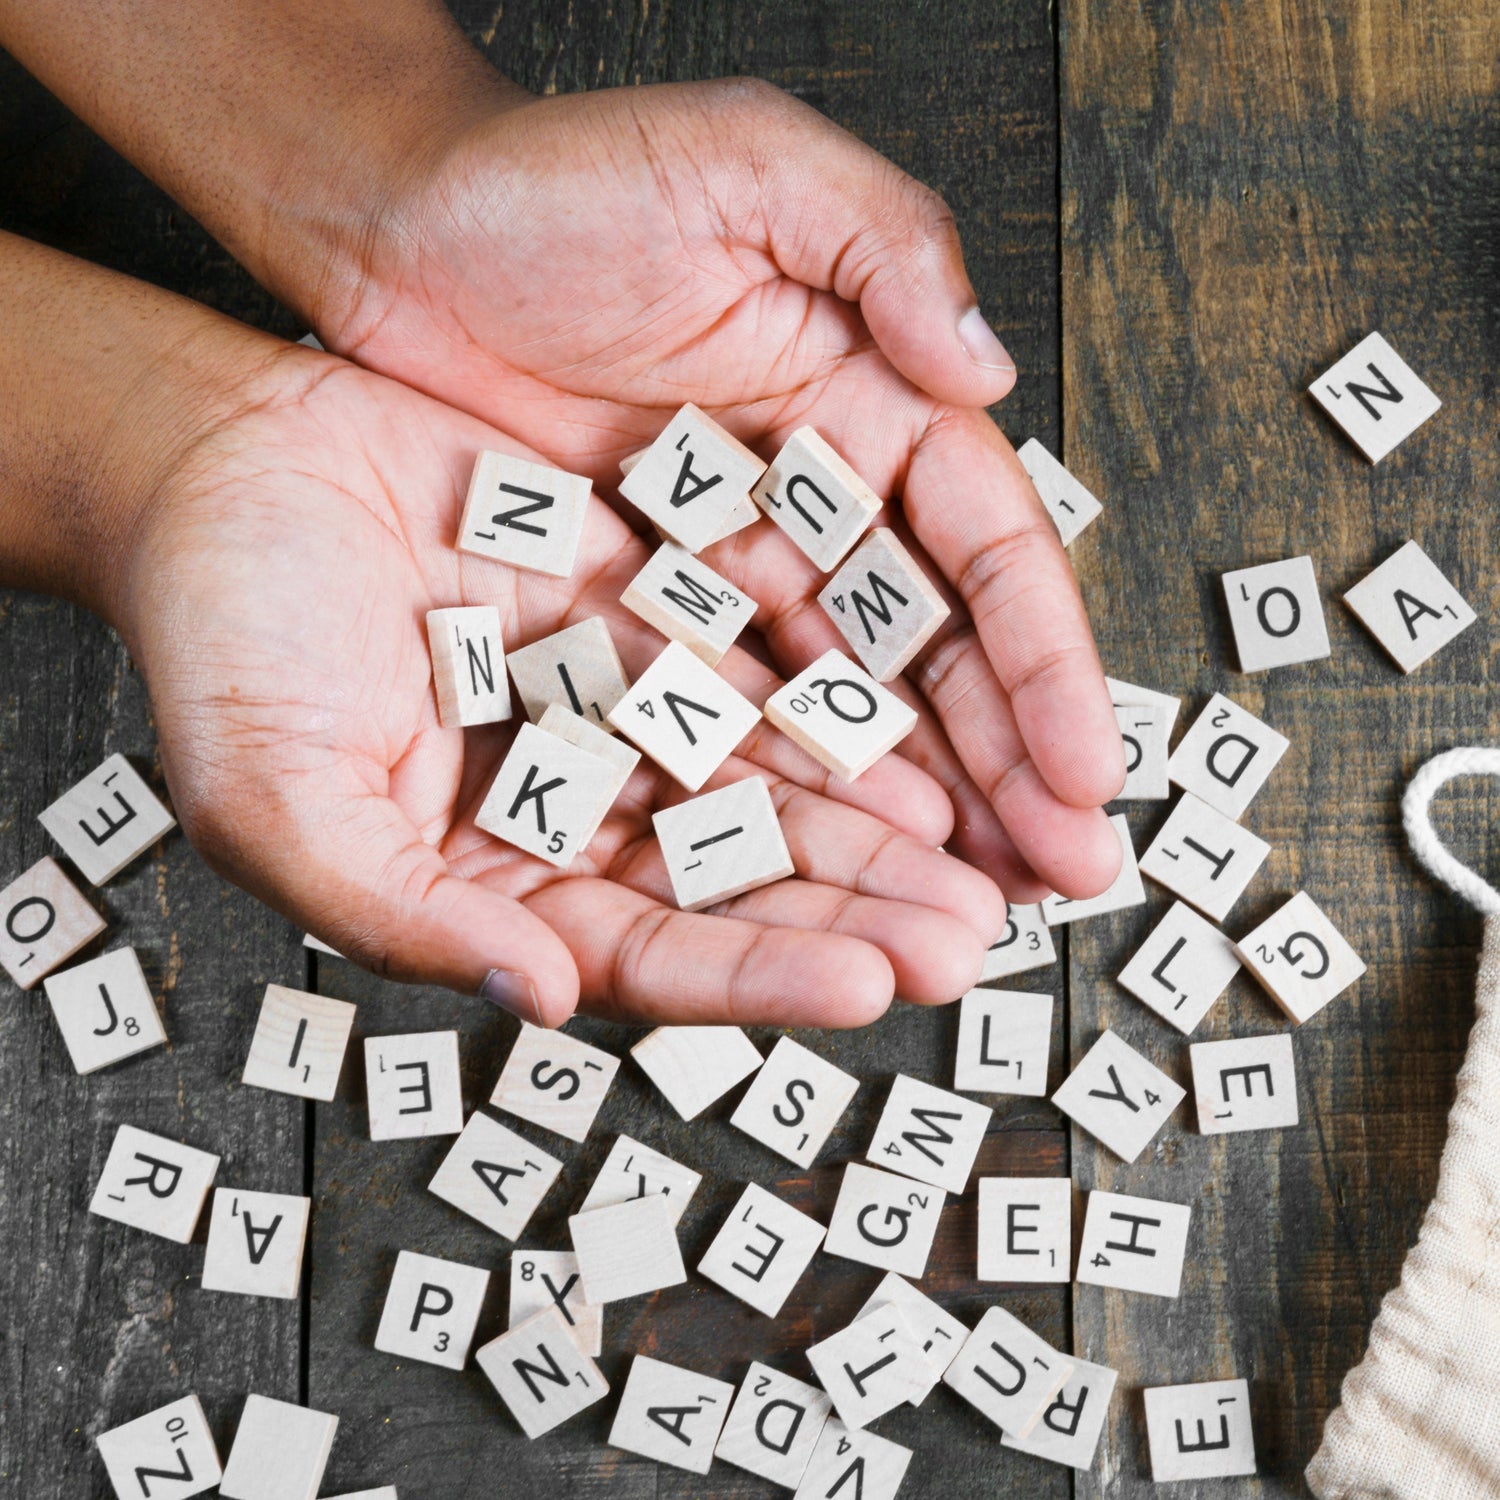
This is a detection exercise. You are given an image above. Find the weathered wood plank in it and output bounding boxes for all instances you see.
[1061,0,1500,1492]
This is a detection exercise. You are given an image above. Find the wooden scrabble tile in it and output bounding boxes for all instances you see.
[621,541,758,666]
[201,1187,311,1300]
[577,1133,703,1226]
[43,947,164,1073]
[1042,814,1146,926]
[793,1418,912,1500]
[729,1035,859,1167]
[607,640,763,791]
[954,988,1053,1097]
[96,1394,222,1500]
[764,650,917,781]
[537,703,639,805]
[1139,792,1270,921]
[457,450,592,578]
[1000,1356,1118,1471]
[697,1182,826,1317]
[38,753,176,884]
[1106,675,1182,734]
[865,1074,992,1193]
[1016,438,1103,546]
[242,984,356,1102]
[569,1193,686,1305]
[979,901,1056,979]
[302,932,343,958]
[609,1355,736,1473]
[1051,1030,1185,1164]
[1222,555,1331,672]
[475,722,621,868]
[1144,1377,1257,1480]
[365,1031,463,1140]
[374,1248,490,1371]
[1115,703,1171,800]
[1117,901,1242,1036]
[943,1305,1074,1439]
[630,1023,762,1119]
[1309,330,1441,462]
[618,404,767,554]
[477,1305,609,1438]
[426,605,511,728]
[853,1272,967,1402]
[715,1363,833,1488]
[1191,1033,1299,1134]
[488,1022,619,1143]
[218,1394,337,1500]
[806,1306,930,1430]
[1236,889,1366,1023]
[1345,539,1476,672]
[1167,692,1289,819]
[509,1248,601,1357]
[428,1111,563,1240]
[977,1177,1071,1283]
[0,855,106,988]
[816,528,951,681]
[652,776,794,911]
[507,617,631,729]
[89,1123,219,1242]
[1076,1189,1192,1297]
[823,1162,945,1278]
[751,427,882,570]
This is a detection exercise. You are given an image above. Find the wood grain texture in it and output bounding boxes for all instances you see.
[1060,1,1500,1494]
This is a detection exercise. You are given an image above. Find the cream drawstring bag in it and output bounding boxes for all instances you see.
[1309,749,1500,1499]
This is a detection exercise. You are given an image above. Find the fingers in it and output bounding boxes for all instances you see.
[717,80,1016,410]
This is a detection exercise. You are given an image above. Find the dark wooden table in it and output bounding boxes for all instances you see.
[1,2,1495,1495]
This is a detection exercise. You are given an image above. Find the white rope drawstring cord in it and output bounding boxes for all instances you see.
[1401,747,1500,917]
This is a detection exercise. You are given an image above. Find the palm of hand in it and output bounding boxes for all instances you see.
[126,352,999,1023]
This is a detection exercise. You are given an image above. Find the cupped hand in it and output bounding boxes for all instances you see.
[316,78,1127,901]
[119,341,1004,1025]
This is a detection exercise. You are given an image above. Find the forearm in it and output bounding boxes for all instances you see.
[0,0,519,317]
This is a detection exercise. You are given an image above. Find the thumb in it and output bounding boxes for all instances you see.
[723,81,1017,407]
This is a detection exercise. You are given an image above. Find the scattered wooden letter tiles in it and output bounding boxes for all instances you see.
[954,988,1053,1097]
[853,1272,968,1402]
[537,702,639,806]
[1191,1033,1299,1134]
[1042,814,1146,925]
[1309,331,1440,462]
[43,946,164,1073]
[697,1181,826,1317]
[1144,1377,1257,1480]
[1000,1356,1118,1471]
[428,1111,563,1240]
[715,1363,832,1488]
[217,1393,338,1500]
[96,1394,222,1500]
[764,649,917,781]
[1222,555,1331,672]
[1016,438,1103,546]
[38,752,175,884]
[89,1123,219,1242]
[569,1193,686,1305]
[1345,538,1476,673]
[942,1305,1074,1439]
[621,540,758,666]
[865,1073,992,1193]
[201,1187,311,1300]
[426,604,511,728]
[1167,691,1289,819]
[1117,901,1242,1036]
[630,1023,762,1120]
[242,984,356,1101]
[1115,703,1171,800]
[374,1249,490,1371]
[1051,1029,1185,1164]
[476,1304,609,1439]
[618,403,767,554]
[823,1162,945,1278]
[365,1030,463,1140]
[1075,1188,1192,1298]
[979,901,1056,980]
[1139,792,1270,921]
[730,1034,859,1167]
[977,1177,1071,1283]
[752,427,882,570]
[0,855,105,988]
[792,1418,912,1500]
[458,450,592,578]
[509,1247,601,1357]
[1107,674,1181,733]
[816,527,950,681]
[607,640,763,792]
[489,1021,619,1143]
[506,616,630,729]
[576,1132,703,1226]
[804,1304,928,1430]
[1235,890,1366,1023]
[652,775,794,911]
[608,1354,735,1472]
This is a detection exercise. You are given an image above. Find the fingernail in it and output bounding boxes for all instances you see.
[480,967,542,1025]
[957,307,1015,372]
